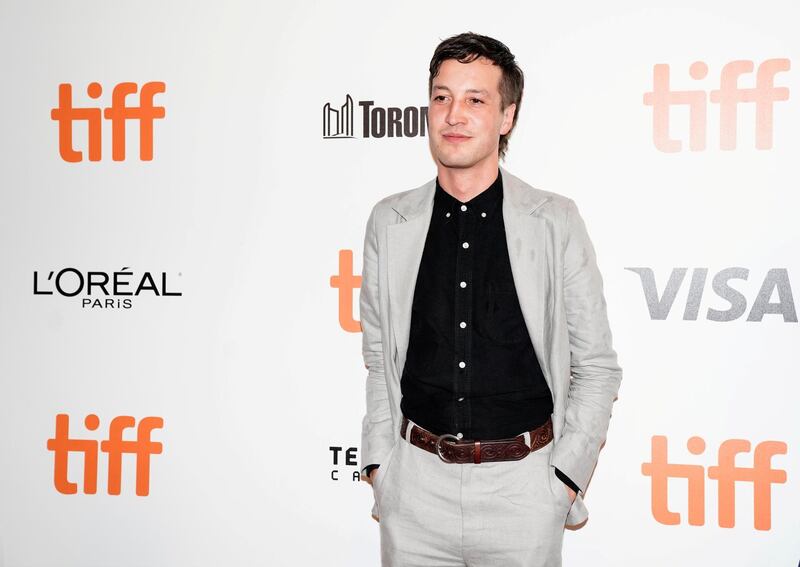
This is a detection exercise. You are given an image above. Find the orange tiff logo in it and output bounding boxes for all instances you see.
[50,82,166,162]
[330,249,362,333]
[643,59,790,152]
[642,435,787,530]
[46,414,163,496]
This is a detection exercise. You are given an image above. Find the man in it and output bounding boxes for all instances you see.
[359,32,622,566]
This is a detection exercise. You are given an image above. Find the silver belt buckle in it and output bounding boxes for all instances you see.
[435,433,460,463]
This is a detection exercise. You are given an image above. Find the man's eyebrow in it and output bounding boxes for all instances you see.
[431,85,490,96]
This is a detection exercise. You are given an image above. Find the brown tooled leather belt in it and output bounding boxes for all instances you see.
[400,416,553,464]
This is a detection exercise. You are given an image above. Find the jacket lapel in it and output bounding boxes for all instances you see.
[387,179,435,370]
[501,168,553,391]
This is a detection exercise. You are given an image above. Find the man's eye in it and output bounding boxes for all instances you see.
[470,98,484,104]
[434,95,447,102]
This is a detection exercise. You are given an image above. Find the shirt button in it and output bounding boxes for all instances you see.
[460,205,467,212]
[457,397,464,402]
[459,321,466,329]
[481,212,487,218]
[459,281,467,288]
[458,361,466,369]
[456,432,464,439]
[462,242,469,249]
[446,212,451,218]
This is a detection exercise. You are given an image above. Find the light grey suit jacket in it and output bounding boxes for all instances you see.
[359,166,622,526]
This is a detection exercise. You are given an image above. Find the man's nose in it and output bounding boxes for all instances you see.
[445,99,466,125]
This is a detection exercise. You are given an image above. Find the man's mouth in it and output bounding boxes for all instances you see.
[442,133,471,143]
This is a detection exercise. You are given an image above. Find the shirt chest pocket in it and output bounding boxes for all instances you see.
[484,284,529,345]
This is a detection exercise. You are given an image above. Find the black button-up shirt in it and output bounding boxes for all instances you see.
[400,169,553,439]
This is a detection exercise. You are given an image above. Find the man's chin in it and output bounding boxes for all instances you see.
[435,155,479,169]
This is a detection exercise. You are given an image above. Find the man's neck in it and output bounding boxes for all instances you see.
[436,160,501,203]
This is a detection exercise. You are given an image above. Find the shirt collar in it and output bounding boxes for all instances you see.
[434,169,502,216]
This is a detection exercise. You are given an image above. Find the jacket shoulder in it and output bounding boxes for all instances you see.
[372,183,425,210]
[367,178,433,224]
[504,170,576,219]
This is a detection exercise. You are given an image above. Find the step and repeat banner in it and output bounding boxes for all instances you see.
[0,1,796,566]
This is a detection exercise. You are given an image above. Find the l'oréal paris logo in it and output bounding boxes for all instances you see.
[33,267,182,309]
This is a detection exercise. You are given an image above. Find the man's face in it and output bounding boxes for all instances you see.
[427,56,516,171]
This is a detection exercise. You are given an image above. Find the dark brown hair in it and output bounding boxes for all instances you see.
[428,32,524,160]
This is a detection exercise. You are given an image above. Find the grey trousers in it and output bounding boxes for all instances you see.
[372,418,571,567]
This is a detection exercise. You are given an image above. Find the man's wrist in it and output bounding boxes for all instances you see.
[554,467,581,494]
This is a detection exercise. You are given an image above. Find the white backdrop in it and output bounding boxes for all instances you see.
[0,1,797,565]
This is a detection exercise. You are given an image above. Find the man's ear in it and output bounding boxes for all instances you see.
[500,103,516,136]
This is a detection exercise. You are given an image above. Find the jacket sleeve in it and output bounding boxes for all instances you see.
[551,198,623,494]
[359,204,395,477]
